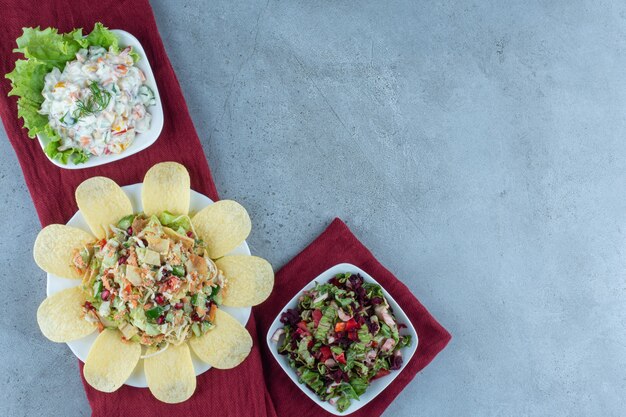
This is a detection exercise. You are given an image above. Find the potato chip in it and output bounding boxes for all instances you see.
[188,309,252,369]
[83,329,141,392]
[216,255,274,307]
[163,226,195,249]
[142,162,190,216]
[191,200,251,259]
[37,286,96,342]
[75,177,133,239]
[144,343,196,403]
[33,224,95,279]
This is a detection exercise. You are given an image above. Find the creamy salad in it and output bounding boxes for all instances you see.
[39,46,155,157]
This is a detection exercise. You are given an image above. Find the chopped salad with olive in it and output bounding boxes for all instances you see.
[72,212,224,350]
[272,273,411,412]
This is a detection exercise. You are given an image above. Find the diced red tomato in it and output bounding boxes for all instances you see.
[296,321,311,336]
[372,369,390,380]
[345,318,359,331]
[312,309,323,327]
[319,346,332,362]
[334,352,346,364]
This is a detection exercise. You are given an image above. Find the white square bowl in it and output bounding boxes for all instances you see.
[36,29,163,169]
[266,263,419,415]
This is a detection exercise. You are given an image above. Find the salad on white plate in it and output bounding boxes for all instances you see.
[6,23,161,166]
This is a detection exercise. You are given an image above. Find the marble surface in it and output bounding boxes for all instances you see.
[1,0,625,415]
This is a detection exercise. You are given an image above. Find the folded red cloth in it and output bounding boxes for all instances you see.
[255,218,451,417]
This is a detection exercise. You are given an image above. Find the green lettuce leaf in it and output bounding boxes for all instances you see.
[397,334,412,348]
[297,337,315,367]
[335,383,359,412]
[349,377,368,396]
[14,27,85,68]
[43,132,90,164]
[158,211,192,232]
[299,368,325,394]
[85,22,118,51]
[357,324,372,344]
[6,60,48,103]
[314,307,336,341]
[85,23,140,63]
[15,97,49,137]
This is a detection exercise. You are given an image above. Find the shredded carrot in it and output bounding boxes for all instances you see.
[209,303,217,322]
[102,275,113,291]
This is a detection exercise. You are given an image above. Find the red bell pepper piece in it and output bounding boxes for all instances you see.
[319,346,332,362]
[296,321,311,336]
[335,322,346,332]
[312,309,323,327]
[345,318,359,331]
[334,352,347,364]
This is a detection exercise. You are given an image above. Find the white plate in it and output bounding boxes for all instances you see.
[36,29,164,170]
[46,183,251,387]
[266,263,418,415]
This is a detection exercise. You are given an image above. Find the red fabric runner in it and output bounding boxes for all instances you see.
[0,1,274,416]
[0,1,451,416]
[255,218,451,417]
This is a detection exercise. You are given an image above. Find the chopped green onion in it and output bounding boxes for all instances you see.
[172,265,185,277]
[145,306,164,320]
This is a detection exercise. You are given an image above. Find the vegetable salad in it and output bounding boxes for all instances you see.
[74,212,224,349]
[274,273,411,412]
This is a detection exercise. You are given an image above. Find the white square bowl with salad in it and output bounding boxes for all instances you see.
[6,24,163,169]
[266,263,418,415]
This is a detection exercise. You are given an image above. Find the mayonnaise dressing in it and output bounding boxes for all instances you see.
[40,46,155,156]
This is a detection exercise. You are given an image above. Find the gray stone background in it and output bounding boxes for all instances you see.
[1,0,625,415]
